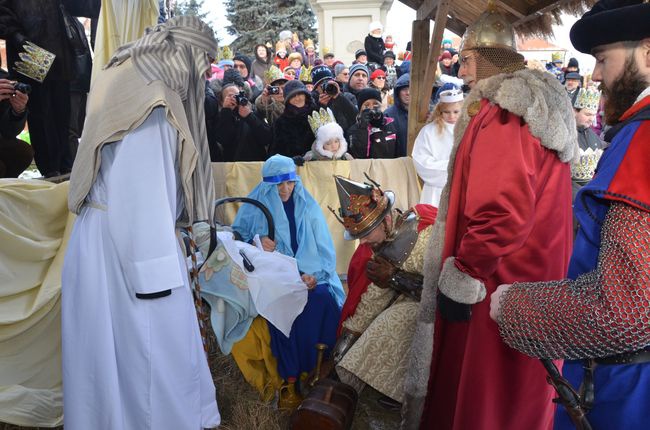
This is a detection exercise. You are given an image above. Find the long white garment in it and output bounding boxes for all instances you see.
[411,121,455,206]
[61,108,220,429]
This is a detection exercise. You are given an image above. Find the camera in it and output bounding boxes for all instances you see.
[234,91,249,106]
[267,85,281,95]
[362,108,385,128]
[13,82,32,95]
[323,80,339,96]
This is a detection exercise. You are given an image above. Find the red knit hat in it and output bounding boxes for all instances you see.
[370,69,386,80]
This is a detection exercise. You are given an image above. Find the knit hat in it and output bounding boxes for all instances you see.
[370,69,386,80]
[311,65,334,87]
[439,51,452,60]
[282,79,311,105]
[356,87,382,110]
[218,59,234,68]
[233,54,252,76]
[349,63,369,78]
[334,63,347,77]
[355,49,367,59]
[567,57,579,68]
[442,38,452,46]
[323,52,335,59]
[383,50,396,60]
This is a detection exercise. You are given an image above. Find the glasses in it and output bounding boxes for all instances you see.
[374,76,386,80]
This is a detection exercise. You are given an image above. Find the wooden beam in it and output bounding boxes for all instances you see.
[514,0,562,25]
[496,0,526,19]
[420,1,450,118]
[406,20,430,157]
[416,0,439,20]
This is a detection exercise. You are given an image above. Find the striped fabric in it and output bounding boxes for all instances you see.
[106,16,218,225]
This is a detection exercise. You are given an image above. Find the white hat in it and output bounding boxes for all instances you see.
[369,21,383,33]
[439,88,463,103]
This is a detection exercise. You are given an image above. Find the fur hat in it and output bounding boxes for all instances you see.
[369,21,383,33]
[282,80,311,105]
[288,52,303,64]
[570,0,650,54]
[307,108,349,160]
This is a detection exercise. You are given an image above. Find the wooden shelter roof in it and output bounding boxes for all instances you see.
[398,0,597,38]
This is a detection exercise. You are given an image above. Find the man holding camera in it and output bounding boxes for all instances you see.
[216,83,271,162]
[255,67,289,126]
[0,70,33,177]
[310,65,358,138]
[348,88,398,159]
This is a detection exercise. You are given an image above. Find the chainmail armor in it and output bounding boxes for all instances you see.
[474,47,525,82]
[498,202,650,360]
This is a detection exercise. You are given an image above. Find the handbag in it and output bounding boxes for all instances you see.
[59,3,92,92]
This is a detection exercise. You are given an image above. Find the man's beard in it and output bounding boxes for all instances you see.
[600,57,648,125]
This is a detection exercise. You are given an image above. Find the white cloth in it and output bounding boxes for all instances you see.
[61,108,220,429]
[217,231,308,337]
[412,121,455,206]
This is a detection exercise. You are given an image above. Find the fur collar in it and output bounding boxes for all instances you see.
[454,68,578,163]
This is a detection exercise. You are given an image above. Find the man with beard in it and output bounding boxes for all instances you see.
[489,1,650,429]
[329,175,436,407]
[400,4,577,430]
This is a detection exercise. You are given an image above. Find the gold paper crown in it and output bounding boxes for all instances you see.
[218,46,233,61]
[275,40,288,52]
[304,39,315,49]
[574,88,601,111]
[571,148,603,182]
[459,1,517,52]
[299,65,313,83]
[308,107,336,135]
[551,52,564,63]
[264,65,285,84]
[14,41,55,83]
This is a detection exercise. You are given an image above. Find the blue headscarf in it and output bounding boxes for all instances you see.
[232,155,345,308]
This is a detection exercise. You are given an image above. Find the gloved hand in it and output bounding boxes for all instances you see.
[366,256,395,289]
[292,155,305,166]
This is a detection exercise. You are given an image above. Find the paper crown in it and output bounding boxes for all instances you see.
[218,45,233,61]
[14,41,55,83]
[275,40,288,53]
[571,147,603,182]
[439,88,464,103]
[574,88,601,111]
[551,52,563,63]
[304,39,315,49]
[308,107,336,135]
[299,65,313,83]
[264,65,286,84]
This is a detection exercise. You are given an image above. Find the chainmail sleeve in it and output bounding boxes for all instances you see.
[498,202,650,360]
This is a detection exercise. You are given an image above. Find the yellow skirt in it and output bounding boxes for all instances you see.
[231,317,283,401]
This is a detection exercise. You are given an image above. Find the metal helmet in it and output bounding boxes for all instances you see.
[459,3,517,53]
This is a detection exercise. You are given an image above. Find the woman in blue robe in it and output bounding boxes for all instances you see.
[232,154,343,391]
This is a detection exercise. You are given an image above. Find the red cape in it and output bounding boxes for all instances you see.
[337,204,437,336]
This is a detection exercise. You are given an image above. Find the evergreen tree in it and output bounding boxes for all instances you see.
[225,0,317,55]
[173,0,208,20]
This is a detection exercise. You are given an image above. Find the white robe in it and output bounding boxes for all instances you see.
[62,108,220,429]
[412,121,455,207]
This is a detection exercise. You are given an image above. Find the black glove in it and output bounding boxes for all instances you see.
[292,155,305,166]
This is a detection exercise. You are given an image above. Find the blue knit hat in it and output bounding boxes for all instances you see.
[348,63,368,78]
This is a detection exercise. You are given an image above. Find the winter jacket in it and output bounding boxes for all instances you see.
[364,34,385,65]
[255,95,285,126]
[384,73,410,156]
[342,84,365,107]
[270,103,317,158]
[347,116,398,159]
[274,55,289,72]
[0,0,74,81]
[214,107,271,162]
[204,82,221,161]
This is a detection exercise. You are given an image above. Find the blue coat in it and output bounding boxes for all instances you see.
[384,73,410,156]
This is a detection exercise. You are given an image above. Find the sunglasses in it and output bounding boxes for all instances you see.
[374,76,386,80]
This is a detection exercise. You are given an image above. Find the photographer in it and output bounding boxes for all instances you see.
[310,65,357,138]
[254,67,288,126]
[215,83,271,162]
[347,88,398,159]
[0,72,33,177]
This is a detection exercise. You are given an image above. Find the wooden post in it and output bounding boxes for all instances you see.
[406,0,451,156]
[406,19,430,157]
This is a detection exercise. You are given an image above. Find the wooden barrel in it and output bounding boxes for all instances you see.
[290,379,358,430]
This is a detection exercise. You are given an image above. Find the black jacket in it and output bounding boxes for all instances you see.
[0,68,27,140]
[364,34,385,65]
[270,103,316,158]
[347,116,398,159]
[384,73,410,157]
[0,0,75,81]
[311,88,358,139]
[213,107,271,162]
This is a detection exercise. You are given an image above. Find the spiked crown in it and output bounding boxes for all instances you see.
[14,41,55,83]
[574,88,601,112]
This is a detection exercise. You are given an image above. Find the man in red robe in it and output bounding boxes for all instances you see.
[400,5,578,430]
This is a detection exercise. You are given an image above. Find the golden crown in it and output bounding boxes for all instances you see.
[571,148,603,182]
[14,41,55,83]
[218,46,233,61]
[264,65,285,84]
[308,107,336,135]
[551,52,563,63]
[299,65,313,83]
[574,88,601,111]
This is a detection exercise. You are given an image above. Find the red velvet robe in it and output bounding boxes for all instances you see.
[421,100,573,430]
[338,204,437,336]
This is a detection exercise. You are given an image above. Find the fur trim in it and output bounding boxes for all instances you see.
[400,68,577,428]
[438,257,486,304]
[313,122,348,159]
